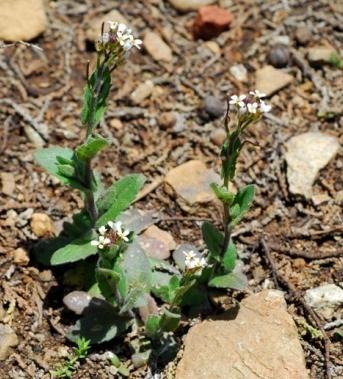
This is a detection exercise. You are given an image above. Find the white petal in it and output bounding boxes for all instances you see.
[91,240,99,246]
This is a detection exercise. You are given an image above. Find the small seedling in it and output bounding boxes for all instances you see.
[329,52,343,69]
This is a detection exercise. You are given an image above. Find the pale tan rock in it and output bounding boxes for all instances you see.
[86,10,128,43]
[130,80,154,104]
[138,225,175,260]
[165,160,219,204]
[0,0,47,41]
[167,0,216,12]
[143,31,173,63]
[0,324,18,361]
[143,225,176,251]
[285,132,339,198]
[176,290,309,379]
[31,213,55,237]
[255,65,293,97]
[12,248,29,266]
[0,173,15,196]
[308,46,336,66]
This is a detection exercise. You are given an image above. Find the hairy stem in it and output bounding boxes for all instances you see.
[84,159,98,225]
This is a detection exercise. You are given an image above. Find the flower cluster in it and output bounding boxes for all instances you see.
[184,251,207,271]
[229,90,271,115]
[91,221,130,249]
[96,21,142,56]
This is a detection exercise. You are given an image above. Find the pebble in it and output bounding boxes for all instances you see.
[63,291,92,315]
[210,129,226,146]
[203,41,221,55]
[130,80,154,104]
[12,248,30,266]
[31,213,55,237]
[294,26,312,46]
[176,290,309,379]
[0,172,15,196]
[0,0,47,41]
[24,126,45,148]
[167,0,216,12]
[268,44,290,68]
[285,132,339,198]
[143,31,173,63]
[0,324,18,361]
[229,64,248,82]
[39,270,53,282]
[158,112,177,130]
[165,160,220,205]
[307,46,336,67]
[255,65,293,97]
[304,284,343,319]
[192,5,233,40]
[203,96,225,119]
[86,10,128,43]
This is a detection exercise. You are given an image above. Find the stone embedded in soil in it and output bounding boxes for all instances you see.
[176,290,309,379]
[30,213,55,237]
[294,26,312,45]
[138,225,176,260]
[1,172,15,196]
[0,0,47,41]
[143,31,173,63]
[255,65,293,97]
[165,160,220,205]
[63,291,92,315]
[158,112,177,130]
[12,248,30,266]
[0,324,19,361]
[285,132,339,198]
[210,128,226,146]
[86,10,128,43]
[203,96,225,119]
[192,6,233,40]
[229,64,248,82]
[130,80,154,104]
[167,0,216,12]
[268,44,290,68]
[304,284,343,319]
[307,46,336,67]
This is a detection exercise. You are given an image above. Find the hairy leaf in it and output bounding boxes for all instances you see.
[202,222,223,260]
[222,240,237,273]
[76,135,109,161]
[145,314,161,337]
[208,272,247,290]
[230,184,255,225]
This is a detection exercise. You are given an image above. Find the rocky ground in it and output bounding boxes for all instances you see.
[0,0,342,378]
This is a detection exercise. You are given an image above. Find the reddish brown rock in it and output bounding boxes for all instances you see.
[192,6,233,40]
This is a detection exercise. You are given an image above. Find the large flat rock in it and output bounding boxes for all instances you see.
[176,290,309,379]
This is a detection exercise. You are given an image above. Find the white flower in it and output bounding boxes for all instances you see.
[98,226,107,235]
[91,235,111,250]
[229,94,246,107]
[103,21,142,53]
[184,251,207,270]
[108,221,130,242]
[247,102,258,114]
[259,100,272,113]
[249,90,266,98]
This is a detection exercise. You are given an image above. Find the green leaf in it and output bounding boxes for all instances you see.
[222,240,237,273]
[208,272,247,290]
[145,314,161,338]
[230,184,255,225]
[210,183,235,204]
[202,222,223,259]
[159,309,181,333]
[57,164,75,178]
[34,146,73,183]
[81,84,93,125]
[96,268,121,304]
[50,231,98,265]
[76,135,109,161]
[96,174,146,227]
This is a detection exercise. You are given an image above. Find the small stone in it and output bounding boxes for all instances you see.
[255,65,293,97]
[192,6,233,40]
[210,129,226,146]
[158,112,177,130]
[203,96,225,119]
[285,132,339,198]
[109,119,123,130]
[307,46,336,67]
[167,0,216,12]
[144,31,173,63]
[165,160,220,205]
[0,173,15,196]
[268,44,290,68]
[12,248,29,266]
[86,10,128,43]
[138,235,170,260]
[31,213,55,237]
[294,26,312,45]
[305,284,343,318]
[39,270,53,282]
[311,193,331,206]
[0,0,47,41]
[144,225,176,251]
[63,291,92,315]
[24,126,45,148]
[203,41,221,55]
[132,350,151,369]
[176,290,309,379]
[0,324,18,361]
[130,80,154,104]
[138,294,159,323]
[229,64,248,82]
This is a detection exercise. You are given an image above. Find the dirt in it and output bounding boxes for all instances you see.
[0,0,342,378]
